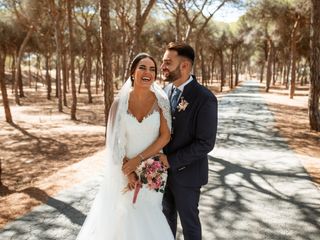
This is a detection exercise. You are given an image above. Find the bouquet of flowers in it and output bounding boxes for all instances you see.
[132,155,167,204]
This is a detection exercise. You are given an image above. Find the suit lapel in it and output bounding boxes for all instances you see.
[172,76,198,116]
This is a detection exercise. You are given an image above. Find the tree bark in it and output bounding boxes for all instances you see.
[235,48,240,86]
[14,27,33,104]
[308,0,320,131]
[56,28,63,112]
[219,50,224,92]
[100,0,114,126]
[272,57,277,85]
[45,54,52,100]
[67,0,77,120]
[289,15,300,99]
[85,32,93,104]
[200,47,206,85]
[0,51,13,123]
[62,51,68,106]
[260,61,265,83]
[50,0,63,112]
[266,38,274,92]
[11,55,15,94]
[230,47,234,89]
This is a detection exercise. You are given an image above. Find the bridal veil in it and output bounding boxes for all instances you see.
[76,77,171,240]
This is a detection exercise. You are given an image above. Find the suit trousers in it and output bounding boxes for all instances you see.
[162,177,201,240]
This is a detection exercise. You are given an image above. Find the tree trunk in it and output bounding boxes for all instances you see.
[17,64,23,97]
[11,55,15,94]
[285,60,291,89]
[260,61,265,83]
[289,15,300,99]
[219,50,224,92]
[210,53,216,85]
[100,0,114,126]
[235,49,240,86]
[200,47,206,85]
[95,59,101,94]
[78,61,85,93]
[272,58,277,85]
[282,62,287,85]
[52,1,63,112]
[85,32,93,104]
[266,39,274,92]
[230,47,234,89]
[28,54,32,88]
[175,6,182,42]
[62,51,68,106]
[55,63,59,97]
[308,0,320,131]
[45,54,52,100]
[67,0,77,120]
[0,51,13,123]
[14,28,33,104]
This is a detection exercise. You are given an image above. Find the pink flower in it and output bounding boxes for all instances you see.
[132,155,167,203]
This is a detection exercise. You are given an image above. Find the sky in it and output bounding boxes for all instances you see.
[208,2,248,23]
[213,5,247,22]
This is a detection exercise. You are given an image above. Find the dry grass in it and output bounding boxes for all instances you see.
[0,77,106,227]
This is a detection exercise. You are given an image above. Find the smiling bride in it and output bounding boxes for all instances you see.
[76,53,174,240]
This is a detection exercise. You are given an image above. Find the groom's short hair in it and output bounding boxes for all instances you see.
[167,42,195,65]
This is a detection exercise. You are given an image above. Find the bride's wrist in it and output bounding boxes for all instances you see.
[138,154,144,162]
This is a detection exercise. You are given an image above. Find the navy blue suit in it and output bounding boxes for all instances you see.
[162,76,218,240]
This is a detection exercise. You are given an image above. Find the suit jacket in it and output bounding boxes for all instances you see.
[164,75,218,187]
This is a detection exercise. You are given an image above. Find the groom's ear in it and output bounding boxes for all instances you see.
[181,60,191,71]
[181,60,188,69]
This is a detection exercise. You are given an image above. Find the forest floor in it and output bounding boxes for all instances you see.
[0,76,319,229]
[259,82,320,187]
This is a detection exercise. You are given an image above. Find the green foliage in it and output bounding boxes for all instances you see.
[0,0,312,81]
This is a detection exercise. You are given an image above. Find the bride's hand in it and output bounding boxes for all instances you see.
[122,157,140,175]
[158,153,170,169]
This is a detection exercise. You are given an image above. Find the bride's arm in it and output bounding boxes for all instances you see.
[122,108,170,175]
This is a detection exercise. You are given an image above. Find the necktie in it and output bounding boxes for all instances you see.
[170,87,181,113]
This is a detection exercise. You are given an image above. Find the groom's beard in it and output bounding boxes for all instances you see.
[163,64,182,83]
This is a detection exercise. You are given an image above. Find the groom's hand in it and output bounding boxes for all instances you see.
[159,153,170,169]
[122,157,140,175]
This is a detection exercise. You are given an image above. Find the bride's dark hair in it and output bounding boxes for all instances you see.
[130,53,157,86]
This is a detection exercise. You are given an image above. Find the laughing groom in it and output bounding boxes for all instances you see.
[161,42,218,240]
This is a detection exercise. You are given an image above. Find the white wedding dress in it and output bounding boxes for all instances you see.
[76,107,174,240]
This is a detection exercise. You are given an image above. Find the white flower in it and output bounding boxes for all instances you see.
[177,97,189,112]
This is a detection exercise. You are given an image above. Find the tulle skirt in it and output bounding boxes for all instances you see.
[76,165,174,240]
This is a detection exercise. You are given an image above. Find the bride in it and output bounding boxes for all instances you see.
[76,53,174,240]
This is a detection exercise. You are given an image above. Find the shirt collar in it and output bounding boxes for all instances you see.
[175,75,193,93]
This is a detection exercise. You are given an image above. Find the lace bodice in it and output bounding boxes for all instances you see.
[124,110,160,158]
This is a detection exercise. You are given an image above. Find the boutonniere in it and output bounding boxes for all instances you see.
[177,97,189,112]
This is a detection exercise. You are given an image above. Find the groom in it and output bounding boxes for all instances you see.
[161,42,218,240]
